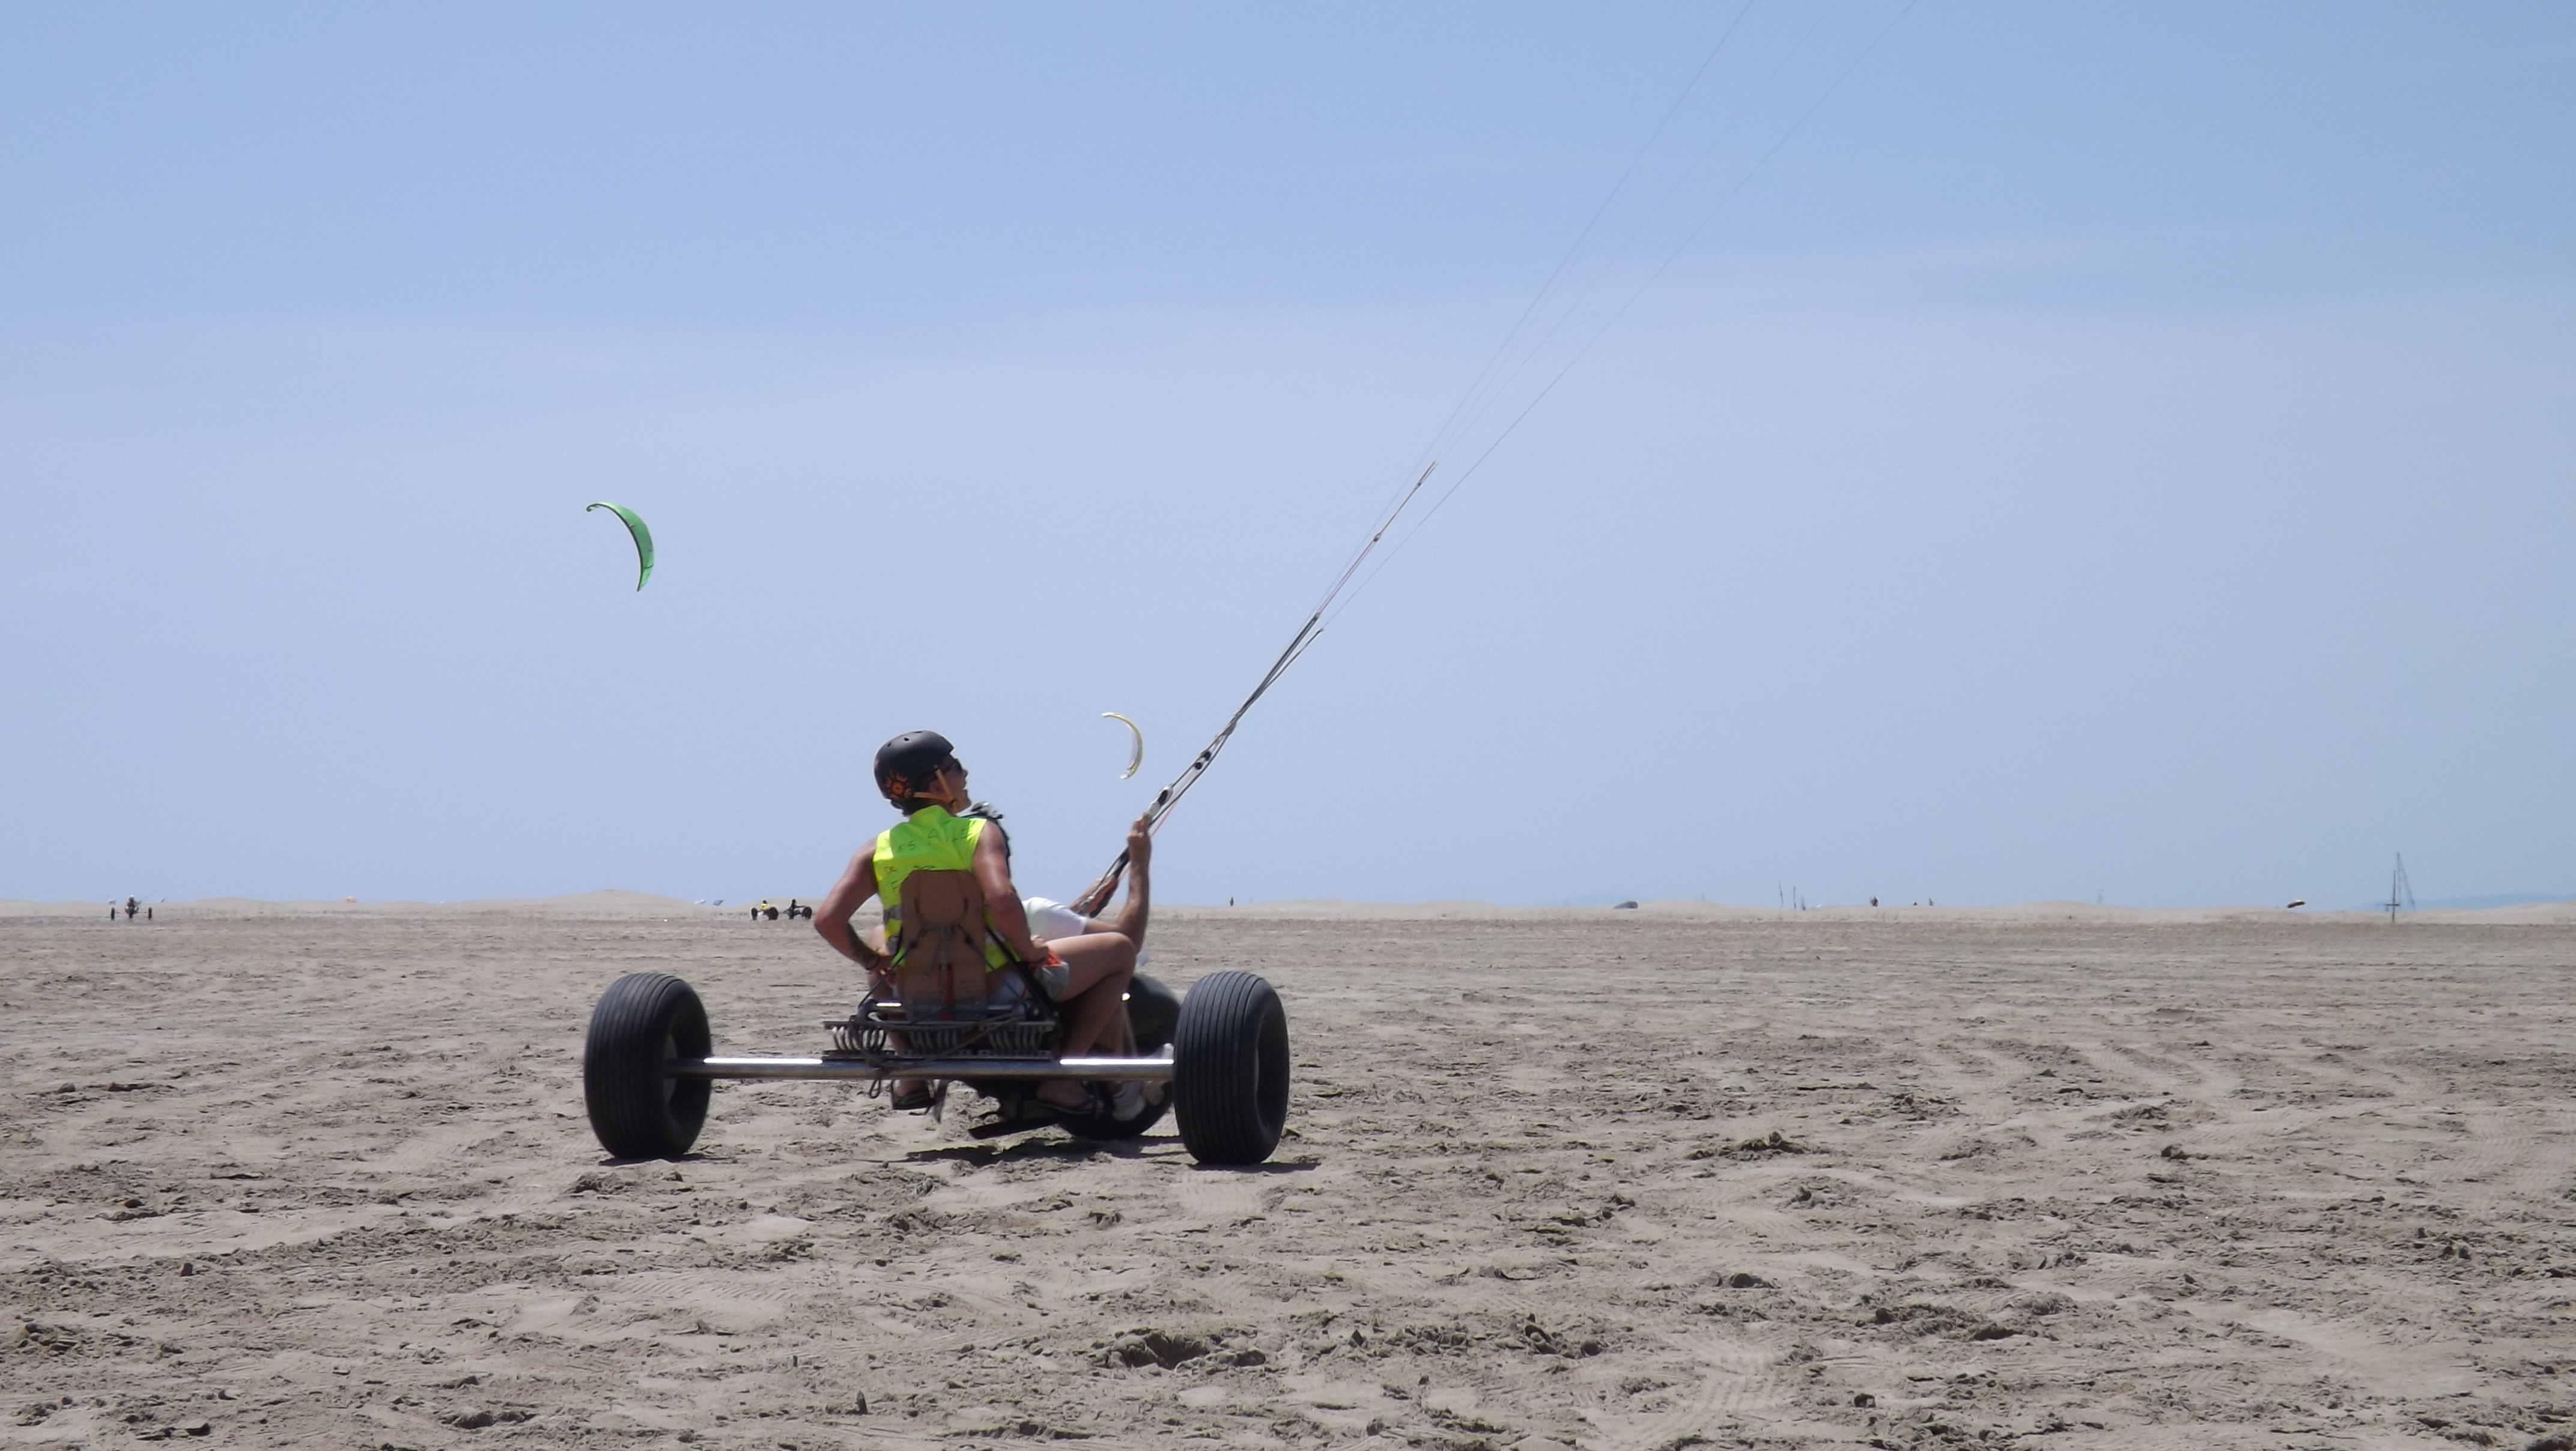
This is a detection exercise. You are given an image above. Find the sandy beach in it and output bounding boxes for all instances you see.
[5,900,2573,1448]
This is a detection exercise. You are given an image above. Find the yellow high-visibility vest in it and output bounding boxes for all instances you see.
[872,805,1010,971]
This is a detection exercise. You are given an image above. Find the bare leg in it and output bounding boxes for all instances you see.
[1034,933,1134,1107]
[1077,814,1153,1056]
[1031,812,1157,1110]
[890,1057,929,1107]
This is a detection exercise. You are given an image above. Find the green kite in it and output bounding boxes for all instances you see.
[586,501,654,590]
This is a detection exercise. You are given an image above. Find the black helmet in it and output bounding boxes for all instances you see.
[873,729,958,798]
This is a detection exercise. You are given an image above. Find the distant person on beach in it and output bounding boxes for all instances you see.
[125,897,139,921]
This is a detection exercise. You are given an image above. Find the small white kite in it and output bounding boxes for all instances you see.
[1101,712,1144,780]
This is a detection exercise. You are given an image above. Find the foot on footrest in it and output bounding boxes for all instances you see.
[968,1104,1073,1140]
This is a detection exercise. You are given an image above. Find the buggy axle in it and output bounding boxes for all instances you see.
[669,1052,1175,1083]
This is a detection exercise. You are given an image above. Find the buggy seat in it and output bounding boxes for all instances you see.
[832,868,1057,1062]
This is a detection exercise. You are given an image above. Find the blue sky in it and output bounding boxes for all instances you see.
[4,2,2571,907]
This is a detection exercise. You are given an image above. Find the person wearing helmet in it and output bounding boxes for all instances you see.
[813,730,1152,1117]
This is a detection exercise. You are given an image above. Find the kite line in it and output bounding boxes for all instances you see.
[1069,460,1436,911]
[1071,0,1914,913]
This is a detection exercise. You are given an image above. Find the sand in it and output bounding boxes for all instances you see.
[4,901,2573,1448]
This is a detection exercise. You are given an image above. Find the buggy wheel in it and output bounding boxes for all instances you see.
[1126,972,1181,1053]
[583,972,712,1160]
[1171,971,1290,1165]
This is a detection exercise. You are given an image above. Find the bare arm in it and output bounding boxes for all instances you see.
[1067,862,1123,918]
[813,844,886,973]
[973,825,1046,962]
[1096,811,1152,947]
[1069,809,1156,919]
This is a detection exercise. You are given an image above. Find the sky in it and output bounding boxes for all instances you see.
[3,2,2571,909]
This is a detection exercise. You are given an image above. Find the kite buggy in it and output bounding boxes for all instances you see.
[582,731,1290,1166]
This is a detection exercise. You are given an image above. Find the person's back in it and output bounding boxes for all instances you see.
[871,799,1017,1016]
[813,729,1153,1118]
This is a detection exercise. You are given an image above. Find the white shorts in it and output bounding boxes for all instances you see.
[1033,960,1072,999]
[1022,898,1090,941]
[1021,897,1150,972]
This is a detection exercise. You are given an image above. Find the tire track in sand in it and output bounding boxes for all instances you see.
[1593,1333,1788,1451]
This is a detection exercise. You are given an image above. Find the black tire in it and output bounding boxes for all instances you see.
[1171,971,1290,1165]
[1057,974,1184,1141]
[1127,972,1181,1053]
[583,972,712,1160]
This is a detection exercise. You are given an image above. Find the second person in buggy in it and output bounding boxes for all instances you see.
[812,729,1156,1123]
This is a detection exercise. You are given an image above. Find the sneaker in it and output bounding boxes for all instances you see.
[1111,1080,1150,1121]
